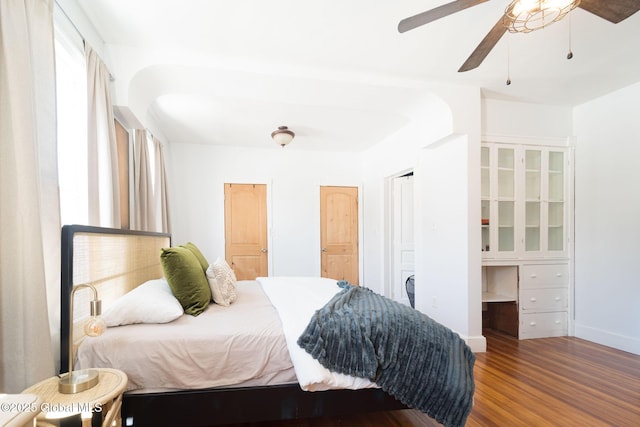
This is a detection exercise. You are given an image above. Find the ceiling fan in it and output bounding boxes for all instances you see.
[398,0,640,72]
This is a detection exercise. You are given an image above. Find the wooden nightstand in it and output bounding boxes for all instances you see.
[22,368,127,427]
[0,393,41,427]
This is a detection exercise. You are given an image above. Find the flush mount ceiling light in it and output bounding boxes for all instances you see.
[271,126,295,148]
[504,0,581,33]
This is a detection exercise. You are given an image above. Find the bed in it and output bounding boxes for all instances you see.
[60,225,474,427]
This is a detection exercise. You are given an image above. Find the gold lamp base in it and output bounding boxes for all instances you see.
[58,369,100,394]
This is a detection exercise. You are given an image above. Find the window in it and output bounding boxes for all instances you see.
[54,5,88,226]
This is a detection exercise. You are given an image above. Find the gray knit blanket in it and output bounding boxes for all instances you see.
[297,281,475,427]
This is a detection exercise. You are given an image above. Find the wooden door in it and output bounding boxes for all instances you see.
[320,186,359,285]
[224,183,268,280]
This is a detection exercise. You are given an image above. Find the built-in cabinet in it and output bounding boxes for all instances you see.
[481,143,569,258]
[482,262,569,339]
[519,263,569,338]
[481,138,573,340]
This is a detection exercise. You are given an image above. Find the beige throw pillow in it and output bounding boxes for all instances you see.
[206,257,238,306]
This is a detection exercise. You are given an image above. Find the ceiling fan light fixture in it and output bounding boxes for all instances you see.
[504,0,580,33]
[271,125,295,147]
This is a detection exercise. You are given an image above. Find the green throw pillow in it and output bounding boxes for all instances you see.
[181,242,209,271]
[160,247,211,316]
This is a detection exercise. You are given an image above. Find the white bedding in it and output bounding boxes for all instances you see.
[257,276,377,391]
[76,280,296,392]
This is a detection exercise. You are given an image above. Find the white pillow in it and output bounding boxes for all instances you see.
[206,257,238,306]
[102,278,184,326]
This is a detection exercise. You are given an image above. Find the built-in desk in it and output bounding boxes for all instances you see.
[482,262,570,339]
[482,265,519,337]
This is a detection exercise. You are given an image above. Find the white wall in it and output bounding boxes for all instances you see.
[415,135,477,336]
[483,98,573,137]
[573,82,640,355]
[361,110,453,295]
[168,143,362,279]
[361,87,485,350]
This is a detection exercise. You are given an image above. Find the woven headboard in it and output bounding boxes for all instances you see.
[60,225,171,374]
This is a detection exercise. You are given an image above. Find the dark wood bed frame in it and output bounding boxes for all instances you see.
[60,225,406,427]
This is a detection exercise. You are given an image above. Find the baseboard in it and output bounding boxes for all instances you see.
[464,334,487,353]
[574,323,640,356]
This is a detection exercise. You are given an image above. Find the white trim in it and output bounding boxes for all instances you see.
[465,335,487,353]
[483,134,573,147]
[574,323,640,356]
[267,180,274,277]
[384,170,415,301]
[383,168,414,299]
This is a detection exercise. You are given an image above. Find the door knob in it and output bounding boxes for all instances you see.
[261,248,268,253]
[321,247,327,252]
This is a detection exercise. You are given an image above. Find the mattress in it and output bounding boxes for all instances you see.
[75,280,296,392]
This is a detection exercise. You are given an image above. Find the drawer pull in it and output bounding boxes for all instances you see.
[530,274,537,278]
[556,273,563,277]
[555,320,561,324]
[530,297,537,302]
[554,297,561,301]
[529,321,537,326]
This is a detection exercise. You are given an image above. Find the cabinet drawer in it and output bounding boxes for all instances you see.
[520,288,568,312]
[519,312,567,339]
[519,264,569,289]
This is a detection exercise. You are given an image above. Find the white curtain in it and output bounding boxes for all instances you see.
[133,129,155,231]
[133,131,171,233]
[152,136,171,233]
[0,0,59,392]
[85,44,120,228]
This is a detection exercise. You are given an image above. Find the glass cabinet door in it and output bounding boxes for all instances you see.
[481,143,568,259]
[525,150,541,252]
[497,148,515,252]
[481,146,490,252]
[547,151,565,251]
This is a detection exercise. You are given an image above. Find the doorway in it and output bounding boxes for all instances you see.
[320,186,359,285]
[224,183,268,280]
[388,172,415,305]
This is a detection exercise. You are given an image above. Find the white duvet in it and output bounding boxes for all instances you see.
[257,276,377,391]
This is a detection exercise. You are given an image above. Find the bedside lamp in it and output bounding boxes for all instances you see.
[59,283,107,393]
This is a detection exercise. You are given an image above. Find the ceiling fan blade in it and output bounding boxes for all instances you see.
[578,0,640,23]
[398,0,489,33]
[458,17,507,72]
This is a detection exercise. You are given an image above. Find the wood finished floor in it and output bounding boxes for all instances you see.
[217,330,640,427]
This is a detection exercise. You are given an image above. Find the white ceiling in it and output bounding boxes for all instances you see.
[72,0,640,151]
